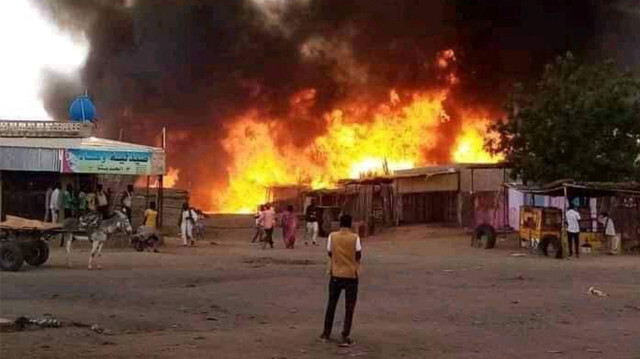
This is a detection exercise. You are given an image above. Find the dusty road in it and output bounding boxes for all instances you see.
[1,225,639,359]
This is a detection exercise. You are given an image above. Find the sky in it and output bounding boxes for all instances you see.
[0,0,87,121]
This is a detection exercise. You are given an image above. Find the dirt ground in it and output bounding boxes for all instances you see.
[1,224,639,359]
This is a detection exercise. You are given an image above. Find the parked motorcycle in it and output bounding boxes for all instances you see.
[131,226,161,252]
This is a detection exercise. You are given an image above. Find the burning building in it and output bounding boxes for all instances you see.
[32,0,637,213]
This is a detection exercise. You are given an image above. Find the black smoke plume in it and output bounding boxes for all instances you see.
[33,0,637,207]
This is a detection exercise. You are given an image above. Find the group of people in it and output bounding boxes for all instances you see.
[565,204,618,257]
[45,182,114,223]
[251,200,320,249]
[45,181,202,247]
[251,201,363,346]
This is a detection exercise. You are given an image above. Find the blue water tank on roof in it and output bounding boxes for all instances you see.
[69,95,96,122]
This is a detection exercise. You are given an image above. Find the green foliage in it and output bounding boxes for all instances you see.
[487,53,640,184]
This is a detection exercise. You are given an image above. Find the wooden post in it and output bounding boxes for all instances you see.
[157,175,163,228]
[145,176,150,208]
[157,126,166,228]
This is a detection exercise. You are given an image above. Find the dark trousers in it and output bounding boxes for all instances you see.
[323,277,358,338]
[568,232,580,257]
[252,226,264,242]
[263,228,274,248]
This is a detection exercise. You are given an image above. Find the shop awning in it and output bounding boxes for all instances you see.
[0,136,165,175]
[505,180,640,198]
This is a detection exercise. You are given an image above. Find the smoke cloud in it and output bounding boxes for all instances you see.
[32,0,638,207]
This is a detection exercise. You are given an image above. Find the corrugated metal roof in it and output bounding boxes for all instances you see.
[506,180,640,197]
[0,147,60,172]
[0,136,162,152]
[394,163,507,176]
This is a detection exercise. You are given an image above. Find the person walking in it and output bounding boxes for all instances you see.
[281,205,297,249]
[63,184,76,220]
[121,185,134,223]
[566,204,581,258]
[599,212,618,255]
[96,184,109,218]
[49,182,62,223]
[252,205,265,243]
[319,214,362,347]
[305,199,319,246]
[262,205,276,249]
[179,202,198,246]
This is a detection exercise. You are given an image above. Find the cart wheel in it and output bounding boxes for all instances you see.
[0,242,24,271]
[540,235,562,259]
[24,240,50,267]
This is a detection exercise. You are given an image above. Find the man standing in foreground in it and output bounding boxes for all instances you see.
[566,204,581,258]
[320,214,362,347]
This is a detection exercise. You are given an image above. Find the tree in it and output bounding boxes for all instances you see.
[487,53,640,184]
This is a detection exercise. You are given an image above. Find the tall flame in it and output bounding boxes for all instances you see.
[216,92,500,212]
[211,49,502,213]
[135,167,180,189]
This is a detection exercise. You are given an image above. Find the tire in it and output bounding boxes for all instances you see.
[132,239,145,252]
[540,235,562,259]
[473,224,496,249]
[0,242,24,271]
[24,240,49,266]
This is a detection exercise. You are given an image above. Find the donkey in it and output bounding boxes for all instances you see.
[63,210,133,270]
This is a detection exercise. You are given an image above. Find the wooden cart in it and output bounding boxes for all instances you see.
[0,216,63,271]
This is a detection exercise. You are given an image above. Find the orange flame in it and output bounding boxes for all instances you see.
[210,49,502,213]
[135,167,180,189]
[452,115,504,163]
[215,92,501,212]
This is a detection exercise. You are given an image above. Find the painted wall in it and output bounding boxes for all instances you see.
[460,168,508,192]
[396,173,458,194]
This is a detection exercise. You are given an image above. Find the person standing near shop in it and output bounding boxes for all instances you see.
[599,212,618,255]
[96,184,109,218]
[44,184,53,222]
[566,204,581,258]
[86,185,97,213]
[319,214,362,347]
[77,186,88,216]
[121,185,134,223]
[49,182,61,223]
[63,184,76,219]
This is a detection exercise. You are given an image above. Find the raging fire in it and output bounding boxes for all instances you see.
[135,167,180,189]
[212,49,502,213]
